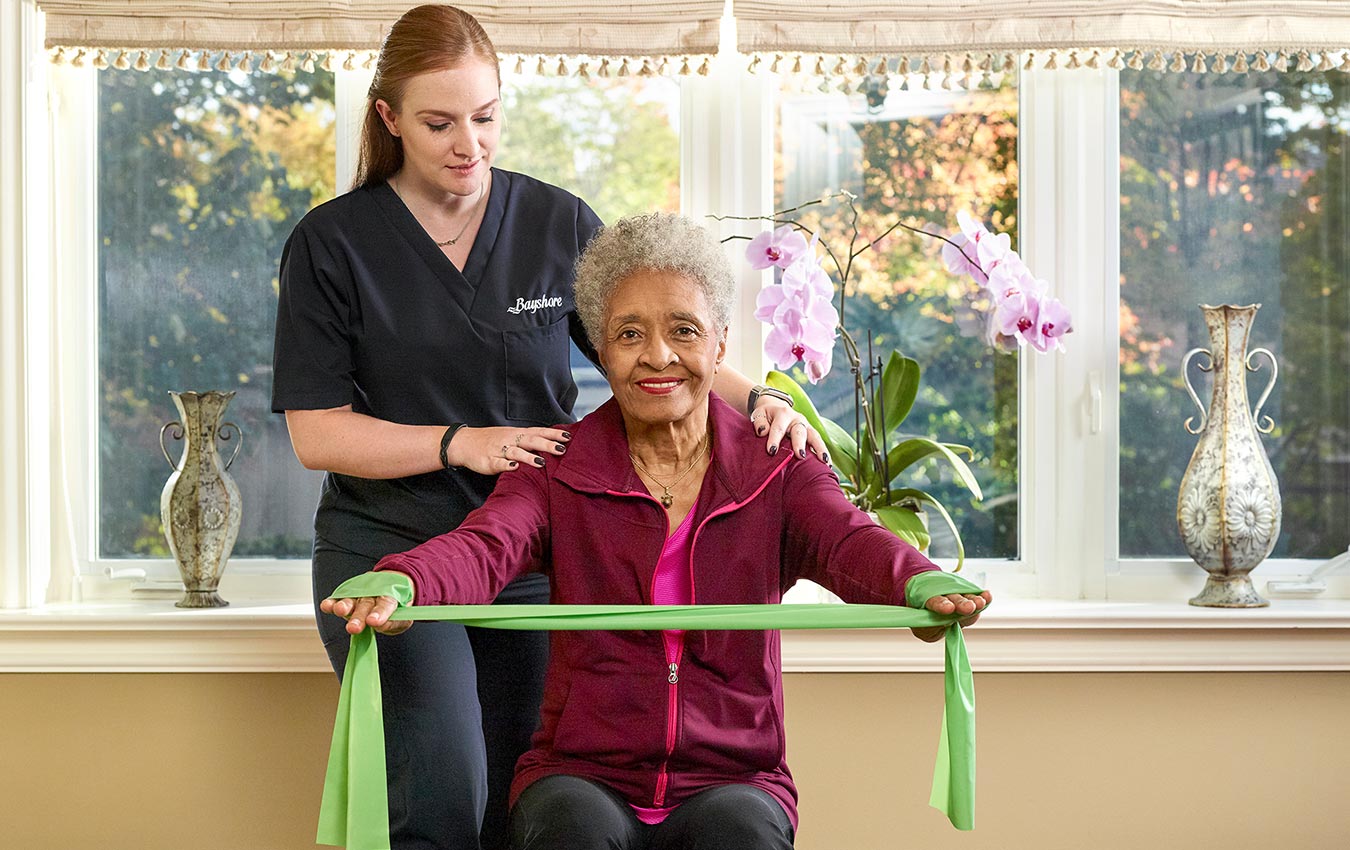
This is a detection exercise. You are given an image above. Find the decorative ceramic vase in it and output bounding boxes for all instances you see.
[1177,304,1280,608]
[159,391,243,608]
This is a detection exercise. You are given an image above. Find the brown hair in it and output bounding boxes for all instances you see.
[352,4,500,190]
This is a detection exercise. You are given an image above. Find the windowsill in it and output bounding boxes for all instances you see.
[2,597,1348,673]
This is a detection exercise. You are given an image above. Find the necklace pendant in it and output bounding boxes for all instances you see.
[660,491,674,508]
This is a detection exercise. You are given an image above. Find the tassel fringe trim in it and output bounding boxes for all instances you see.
[46,46,1350,90]
[46,47,714,79]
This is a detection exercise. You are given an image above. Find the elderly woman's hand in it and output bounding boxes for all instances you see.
[320,589,413,636]
[448,425,571,474]
[911,590,992,642]
[750,395,828,461]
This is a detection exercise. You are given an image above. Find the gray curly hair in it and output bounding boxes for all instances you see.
[573,212,736,350]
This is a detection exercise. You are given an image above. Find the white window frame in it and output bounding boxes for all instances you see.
[4,3,1349,670]
[34,61,366,602]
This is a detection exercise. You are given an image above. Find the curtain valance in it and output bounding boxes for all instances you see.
[38,1,1350,79]
[38,1,724,57]
[734,1,1350,56]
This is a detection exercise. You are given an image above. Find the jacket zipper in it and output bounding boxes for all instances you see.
[651,503,686,809]
[607,454,791,808]
[652,649,681,806]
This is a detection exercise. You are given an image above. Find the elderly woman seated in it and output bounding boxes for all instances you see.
[324,212,990,850]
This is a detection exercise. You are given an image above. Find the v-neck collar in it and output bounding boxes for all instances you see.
[372,169,508,315]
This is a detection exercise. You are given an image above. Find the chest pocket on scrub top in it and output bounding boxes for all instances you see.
[502,315,576,425]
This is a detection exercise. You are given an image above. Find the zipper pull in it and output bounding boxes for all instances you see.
[667,662,679,684]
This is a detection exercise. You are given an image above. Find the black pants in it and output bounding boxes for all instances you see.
[510,775,796,850]
[313,536,550,850]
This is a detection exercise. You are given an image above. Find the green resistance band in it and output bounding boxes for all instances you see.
[317,570,984,850]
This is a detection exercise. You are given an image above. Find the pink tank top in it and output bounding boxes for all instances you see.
[631,506,696,825]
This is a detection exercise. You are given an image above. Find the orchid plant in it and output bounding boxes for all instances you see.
[721,192,1072,568]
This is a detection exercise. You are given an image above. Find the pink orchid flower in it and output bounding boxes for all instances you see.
[956,210,990,244]
[763,303,837,376]
[780,253,835,301]
[758,255,839,382]
[1032,297,1073,353]
[993,288,1044,349]
[803,347,834,384]
[976,230,1014,276]
[941,232,984,280]
[746,225,809,270]
[985,262,1042,305]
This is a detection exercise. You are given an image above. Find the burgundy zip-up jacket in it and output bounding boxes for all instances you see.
[374,392,940,828]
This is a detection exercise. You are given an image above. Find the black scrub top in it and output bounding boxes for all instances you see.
[272,168,603,556]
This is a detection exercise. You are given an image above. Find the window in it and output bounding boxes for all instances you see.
[24,41,1348,604]
[96,59,335,563]
[774,74,1020,561]
[1119,68,1350,562]
[61,63,683,586]
[498,74,681,418]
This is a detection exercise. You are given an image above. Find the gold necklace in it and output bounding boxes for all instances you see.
[390,175,486,248]
[629,436,710,508]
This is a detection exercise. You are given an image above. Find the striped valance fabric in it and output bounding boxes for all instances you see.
[37,1,724,56]
[734,1,1350,56]
[36,0,1350,79]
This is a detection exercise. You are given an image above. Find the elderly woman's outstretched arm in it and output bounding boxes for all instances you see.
[780,458,989,640]
[320,464,552,635]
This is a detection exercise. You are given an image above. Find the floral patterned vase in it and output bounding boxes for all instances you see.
[1177,304,1280,607]
[159,391,243,608]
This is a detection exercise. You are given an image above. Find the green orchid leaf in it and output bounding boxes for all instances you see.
[765,370,824,429]
[818,417,859,480]
[883,439,983,500]
[933,444,983,501]
[890,488,967,571]
[884,438,948,478]
[880,351,921,434]
[874,504,931,551]
[942,442,976,460]
[766,370,858,480]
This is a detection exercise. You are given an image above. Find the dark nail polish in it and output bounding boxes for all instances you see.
[534,457,546,467]
[508,461,518,468]
[798,449,807,459]
[561,432,572,441]
[822,452,830,464]
[555,444,566,453]
[769,445,778,455]
[757,427,767,436]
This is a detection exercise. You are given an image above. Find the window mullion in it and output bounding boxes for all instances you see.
[0,0,36,607]
[334,67,373,196]
[680,53,774,379]
[1,1,57,612]
[1020,66,1120,600]
[49,63,99,595]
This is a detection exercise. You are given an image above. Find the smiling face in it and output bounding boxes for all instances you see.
[598,270,727,431]
[375,59,501,196]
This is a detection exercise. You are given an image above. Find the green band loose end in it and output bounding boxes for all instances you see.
[317,572,984,848]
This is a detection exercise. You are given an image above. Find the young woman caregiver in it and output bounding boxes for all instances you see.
[270,6,822,849]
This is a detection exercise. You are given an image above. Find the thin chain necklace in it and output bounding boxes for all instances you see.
[629,435,710,508]
[390,174,486,247]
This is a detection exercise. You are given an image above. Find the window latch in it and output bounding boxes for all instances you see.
[1087,370,1103,435]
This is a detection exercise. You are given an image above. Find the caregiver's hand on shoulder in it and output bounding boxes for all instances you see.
[751,395,827,461]
[447,425,571,475]
[321,586,413,636]
[911,590,993,643]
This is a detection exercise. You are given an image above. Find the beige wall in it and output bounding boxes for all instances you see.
[3,671,1346,850]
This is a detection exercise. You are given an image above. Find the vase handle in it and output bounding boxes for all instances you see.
[1181,348,1213,435]
[159,421,185,469]
[1247,347,1278,434]
[217,421,243,470]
